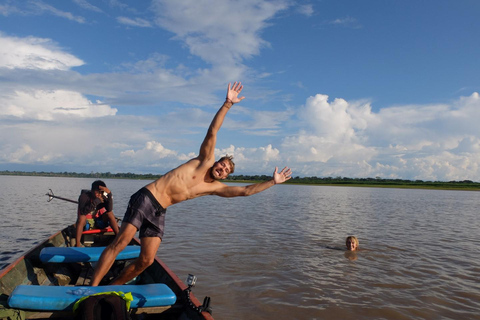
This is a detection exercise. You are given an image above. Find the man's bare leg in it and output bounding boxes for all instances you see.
[75,214,87,247]
[105,211,120,234]
[109,236,161,285]
[90,223,137,286]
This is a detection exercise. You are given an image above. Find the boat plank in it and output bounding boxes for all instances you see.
[75,266,93,286]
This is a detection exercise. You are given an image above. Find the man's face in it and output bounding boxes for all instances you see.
[211,160,232,180]
[93,190,104,201]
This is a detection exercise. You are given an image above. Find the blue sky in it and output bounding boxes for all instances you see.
[1,0,480,181]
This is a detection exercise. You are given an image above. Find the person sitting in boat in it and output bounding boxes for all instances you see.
[346,236,359,251]
[75,180,120,247]
[91,82,292,286]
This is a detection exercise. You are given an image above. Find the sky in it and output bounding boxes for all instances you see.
[1,0,480,181]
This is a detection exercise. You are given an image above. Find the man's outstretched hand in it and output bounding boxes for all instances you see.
[273,166,292,184]
[226,81,245,104]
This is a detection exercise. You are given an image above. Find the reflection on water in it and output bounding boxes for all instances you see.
[1,176,480,319]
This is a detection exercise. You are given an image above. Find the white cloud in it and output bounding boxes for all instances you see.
[281,92,480,180]
[0,34,84,70]
[0,3,21,16]
[328,16,362,29]
[0,114,160,171]
[0,90,117,120]
[8,144,35,163]
[283,94,376,165]
[29,1,86,23]
[0,33,216,107]
[151,0,289,66]
[73,0,102,13]
[117,16,152,28]
[119,141,184,171]
[297,4,314,17]
[222,105,293,135]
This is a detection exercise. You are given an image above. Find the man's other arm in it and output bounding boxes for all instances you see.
[212,166,292,197]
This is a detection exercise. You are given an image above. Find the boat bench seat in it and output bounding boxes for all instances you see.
[8,283,177,311]
[40,246,141,263]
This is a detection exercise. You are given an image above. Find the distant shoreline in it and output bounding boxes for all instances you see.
[1,171,479,191]
[231,180,480,191]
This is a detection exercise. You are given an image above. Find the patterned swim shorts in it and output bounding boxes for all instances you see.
[122,187,167,239]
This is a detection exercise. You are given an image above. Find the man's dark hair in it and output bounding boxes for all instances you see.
[91,180,106,192]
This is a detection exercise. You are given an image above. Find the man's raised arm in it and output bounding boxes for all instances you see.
[198,82,245,162]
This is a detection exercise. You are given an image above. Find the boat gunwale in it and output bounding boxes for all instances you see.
[0,229,63,279]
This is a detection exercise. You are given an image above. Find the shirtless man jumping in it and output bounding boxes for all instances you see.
[90,82,292,286]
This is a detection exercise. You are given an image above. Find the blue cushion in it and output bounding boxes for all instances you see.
[40,246,141,263]
[8,283,176,311]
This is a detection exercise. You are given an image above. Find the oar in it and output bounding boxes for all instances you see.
[46,189,78,204]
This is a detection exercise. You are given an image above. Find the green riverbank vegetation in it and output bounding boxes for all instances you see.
[1,171,479,191]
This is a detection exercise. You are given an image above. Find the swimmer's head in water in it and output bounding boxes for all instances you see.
[346,236,359,251]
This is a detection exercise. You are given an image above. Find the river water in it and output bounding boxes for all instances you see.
[1,175,479,320]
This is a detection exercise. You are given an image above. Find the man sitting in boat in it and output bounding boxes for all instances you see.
[91,82,292,286]
[75,180,120,247]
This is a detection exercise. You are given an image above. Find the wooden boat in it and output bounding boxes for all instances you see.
[0,225,214,320]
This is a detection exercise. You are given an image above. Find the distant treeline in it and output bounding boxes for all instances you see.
[228,174,480,190]
[1,170,479,190]
[0,170,161,180]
